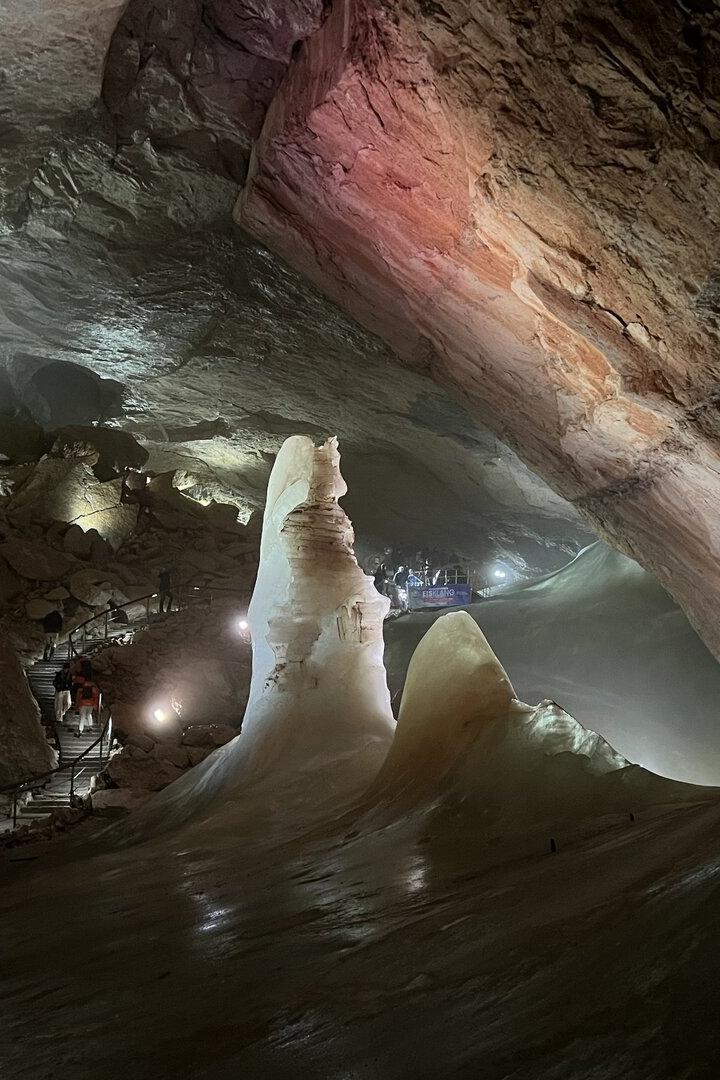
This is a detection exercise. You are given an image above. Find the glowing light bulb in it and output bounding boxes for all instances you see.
[238,618,249,632]
[153,708,167,723]
[494,569,506,580]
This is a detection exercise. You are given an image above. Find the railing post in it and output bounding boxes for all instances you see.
[146,596,151,622]
[12,792,17,829]
[104,610,109,641]
[70,764,75,801]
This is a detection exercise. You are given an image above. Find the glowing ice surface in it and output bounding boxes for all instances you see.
[242,435,395,772]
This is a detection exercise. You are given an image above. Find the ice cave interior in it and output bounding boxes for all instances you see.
[3,2,720,1077]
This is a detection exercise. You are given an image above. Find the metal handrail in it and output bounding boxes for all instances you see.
[1,712,113,829]
[3,581,251,830]
[67,581,249,658]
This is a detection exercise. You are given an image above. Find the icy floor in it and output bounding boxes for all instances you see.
[2,776,720,1079]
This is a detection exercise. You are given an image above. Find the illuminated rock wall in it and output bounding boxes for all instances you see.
[236,0,720,659]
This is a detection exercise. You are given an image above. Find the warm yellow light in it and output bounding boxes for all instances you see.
[153,708,167,723]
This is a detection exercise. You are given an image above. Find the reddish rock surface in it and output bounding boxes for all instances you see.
[236,0,720,654]
[104,0,327,180]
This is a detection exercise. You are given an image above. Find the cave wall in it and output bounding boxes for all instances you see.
[235,0,720,655]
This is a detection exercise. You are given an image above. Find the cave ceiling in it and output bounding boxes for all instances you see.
[0,0,592,575]
[5,0,720,641]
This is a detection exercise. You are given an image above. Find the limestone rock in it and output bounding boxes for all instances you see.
[187,746,213,767]
[52,425,149,480]
[91,788,153,813]
[181,723,236,748]
[107,701,144,740]
[63,524,93,558]
[0,557,24,604]
[44,586,70,601]
[127,733,155,754]
[233,0,720,660]
[104,753,184,791]
[151,742,190,769]
[25,598,60,621]
[0,639,56,787]
[0,539,77,582]
[69,568,126,608]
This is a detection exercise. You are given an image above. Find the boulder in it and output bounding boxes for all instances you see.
[104,753,184,791]
[25,598,60,621]
[108,701,145,740]
[151,742,190,769]
[181,723,236,748]
[52,426,149,480]
[91,788,153,813]
[127,732,155,753]
[0,538,77,581]
[44,586,70,601]
[69,567,127,608]
[0,556,24,603]
[187,745,213,767]
[0,639,56,787]
[63,524,93,557]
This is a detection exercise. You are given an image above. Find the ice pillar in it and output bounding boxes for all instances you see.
[366,611,516,805]
[242,436,395,771]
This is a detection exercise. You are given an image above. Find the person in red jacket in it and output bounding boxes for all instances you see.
[75,680,100,737]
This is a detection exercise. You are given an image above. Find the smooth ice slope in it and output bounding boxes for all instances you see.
[368,613,698,847]
[385,542,720,784]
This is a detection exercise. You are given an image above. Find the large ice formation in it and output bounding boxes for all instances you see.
[368,610,516,806]
[113,436,396,838]
[366,611,697,841]
[243,436,395,772]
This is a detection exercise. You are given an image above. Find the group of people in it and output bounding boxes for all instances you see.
[373,564,412,609]
[52,655,101,737]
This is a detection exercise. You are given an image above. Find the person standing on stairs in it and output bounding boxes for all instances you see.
[158,567,173,614]
[53,663,73,724]
[75,680,100,737]
[70,654,93,688]
[42,607,64,660]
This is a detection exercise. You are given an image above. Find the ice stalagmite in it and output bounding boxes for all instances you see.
[241,436,396,773]
[366,610,516,806]
[111,436,396,840]
[364,611,699,845]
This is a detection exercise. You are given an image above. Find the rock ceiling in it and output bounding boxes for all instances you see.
[3,1,720,643]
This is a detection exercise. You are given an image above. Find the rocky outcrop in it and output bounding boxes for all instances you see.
[91,598,252,740]
[92,722,236,801]
[6,0,719,653]
[235,0,720,656]
[0,639,56,789]
[0,2,593,588]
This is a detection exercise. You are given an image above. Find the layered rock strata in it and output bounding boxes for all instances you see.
[236,0,720,655]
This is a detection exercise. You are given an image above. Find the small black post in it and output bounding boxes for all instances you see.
[549,837,559,854]
[629,812,636,823]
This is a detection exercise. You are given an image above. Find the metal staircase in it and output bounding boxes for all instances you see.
[19,644,109,821]
[2,582,249,832]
